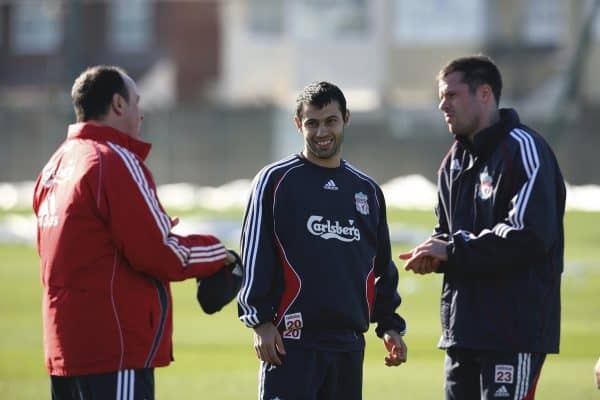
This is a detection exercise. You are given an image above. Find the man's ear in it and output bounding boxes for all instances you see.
[294,115,302,131]
[343,110,350,126]
[479,84,494,105]
[111,93,125,116]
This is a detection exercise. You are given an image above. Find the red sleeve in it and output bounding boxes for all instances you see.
[101,143,227,282]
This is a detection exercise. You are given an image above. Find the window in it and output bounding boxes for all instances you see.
[393,0,484,44]
[11,0,62,54]
[246,0,284,36]
[290,0,369,40]
[108,0,154,52]
[590,0,600,39]
[522,0,565,45]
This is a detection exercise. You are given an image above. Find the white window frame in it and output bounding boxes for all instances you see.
[108,0,154,53]
[11,0,62,54]
[245,0,284,37]
[590,0,600,39]
[289,0,369,41]
[392,0,484,44]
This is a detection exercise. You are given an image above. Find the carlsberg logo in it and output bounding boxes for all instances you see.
[307,216,360,242]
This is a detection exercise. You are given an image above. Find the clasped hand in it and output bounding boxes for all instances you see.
[399,238,448,275]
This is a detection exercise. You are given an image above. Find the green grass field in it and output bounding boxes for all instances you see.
[0,209,599,399]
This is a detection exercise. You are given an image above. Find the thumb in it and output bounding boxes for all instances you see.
[171,216,180,227]
[383,332,397,350]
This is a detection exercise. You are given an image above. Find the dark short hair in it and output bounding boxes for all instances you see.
[437,55,503,104]
[295,81,348,120]
[71,65,130,122]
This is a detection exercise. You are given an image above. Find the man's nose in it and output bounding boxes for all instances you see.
[316,123,327,136]
[438,99,446,111]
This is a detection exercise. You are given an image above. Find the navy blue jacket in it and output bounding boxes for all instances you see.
[435,109,565,353]
[238,154,406,350]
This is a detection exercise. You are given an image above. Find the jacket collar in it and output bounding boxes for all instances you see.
[67,122,152,160]
[456,108,520,158]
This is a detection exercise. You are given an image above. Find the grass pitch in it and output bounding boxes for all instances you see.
[0,209,599,399]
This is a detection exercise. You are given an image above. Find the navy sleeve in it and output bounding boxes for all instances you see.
[432,162,452,274]
[237,169,280,328]
[432,194,451,240]
[372,188,407,337]
[432,143,455,241]
[445,133,565,276]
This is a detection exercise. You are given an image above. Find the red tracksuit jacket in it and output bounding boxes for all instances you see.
[33,122,228,376]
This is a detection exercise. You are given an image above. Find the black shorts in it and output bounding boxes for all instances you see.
[51,368,154,400]
[259,346,364,400]
[444,347,546,400]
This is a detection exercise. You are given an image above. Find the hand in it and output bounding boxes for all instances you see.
[399,252,440,274]
[400,238,448,274]
[595,357,600,389]
[225,251,237,265]
[383,330,407,366]
[253,322,286,365]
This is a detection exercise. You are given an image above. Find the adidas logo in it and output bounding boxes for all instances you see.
[493,385,510,397]
[323,179,339,191]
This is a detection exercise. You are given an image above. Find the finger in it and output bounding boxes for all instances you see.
[225,251,236,265]
[384,357,399,366]
[404,258,419,271]
[255,344,265,361]
[426,262,439,273]
[274,331,286,356]
[412,248,434,260]
[398,251,413,260]
[253,335,263,360]
[397,341,408,362]
[417,258,431,275]
[403,255,423,271]
[259,344,273,364]
[424,257,432,270]
[265,343,282,365]
[409,258,427,274]
[171,216,180,227]
[385,354,403,366]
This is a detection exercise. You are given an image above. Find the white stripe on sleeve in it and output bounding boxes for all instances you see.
[129,369,135,400]
[108,143,189,265]
[122,370,129,400]
[116,370,122,400]
[238,156,300,327]
[491,130,540,239]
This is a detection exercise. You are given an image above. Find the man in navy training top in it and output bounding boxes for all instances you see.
[238,81,408,400]
[401,55,565,400]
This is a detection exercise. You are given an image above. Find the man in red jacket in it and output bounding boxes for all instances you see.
[33,65,236,400]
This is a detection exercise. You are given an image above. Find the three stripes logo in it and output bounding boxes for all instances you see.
[323,179,339,191]
[493,385,510,397]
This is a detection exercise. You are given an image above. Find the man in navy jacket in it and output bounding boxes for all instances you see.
[238,81,407,400]
[401,56,565,400]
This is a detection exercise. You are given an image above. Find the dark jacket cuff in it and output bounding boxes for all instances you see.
[375,314,407,338]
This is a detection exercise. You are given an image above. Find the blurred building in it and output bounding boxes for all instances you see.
[219,0,600,113]
[0,0,599,185]
[0,0,220,105]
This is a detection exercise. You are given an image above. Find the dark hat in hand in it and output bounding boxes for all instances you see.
[196,250,243,314]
